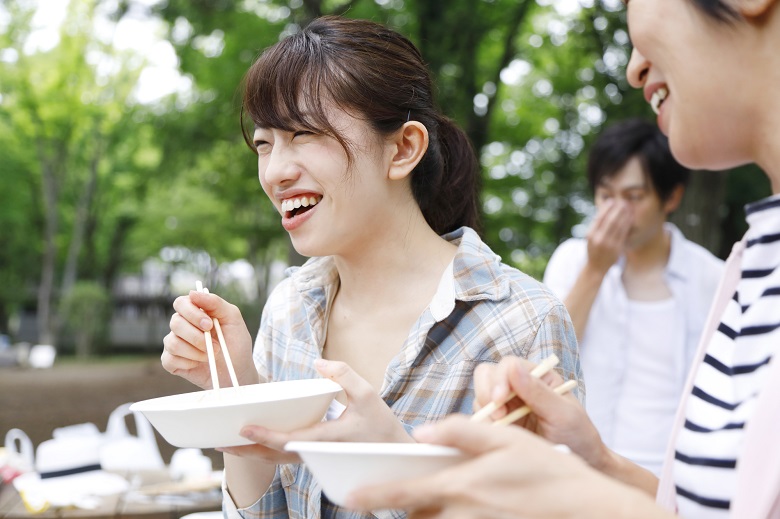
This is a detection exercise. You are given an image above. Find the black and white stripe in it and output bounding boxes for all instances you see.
[675,195,780,518]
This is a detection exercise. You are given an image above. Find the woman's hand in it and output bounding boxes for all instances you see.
[347,416,671,519]
[217,359,412,465]
[162,290,256,390]
[472,356,608,470]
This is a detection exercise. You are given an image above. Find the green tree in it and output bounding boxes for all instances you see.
[0,0,156,348]
[143,0,655,281]
[2,0,766,348]
[61,281,110,358]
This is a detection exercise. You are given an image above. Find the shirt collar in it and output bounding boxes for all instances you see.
[431,227,511,321]
[447,227,511,301]
[284,226,510,320]
[611,222,688,281]
[286,256,339,293]
[664,222,688,280]
[744,193,780,242]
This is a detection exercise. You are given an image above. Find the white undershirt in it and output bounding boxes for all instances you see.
[611,297,682,475]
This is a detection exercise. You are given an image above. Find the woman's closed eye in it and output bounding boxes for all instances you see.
[254,130,315,151]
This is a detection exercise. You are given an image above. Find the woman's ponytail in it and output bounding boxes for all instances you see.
[412,115,481,236]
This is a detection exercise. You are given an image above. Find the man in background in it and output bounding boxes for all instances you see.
[543,118,723,475]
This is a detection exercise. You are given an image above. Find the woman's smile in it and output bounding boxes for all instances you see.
[280,194,322,232]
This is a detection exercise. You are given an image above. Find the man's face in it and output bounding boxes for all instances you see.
[594,157,672,251]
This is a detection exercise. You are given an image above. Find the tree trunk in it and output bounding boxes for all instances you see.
[102,215,134,290]
[467,0,533,154]
[669,170,728,257]
[36,158,59,346]
[61,140,101,296]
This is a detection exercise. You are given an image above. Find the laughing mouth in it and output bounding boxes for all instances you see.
[281,195,321,218]
[650,87,668,115]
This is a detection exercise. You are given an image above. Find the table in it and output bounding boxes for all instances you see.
[0,479,222,519]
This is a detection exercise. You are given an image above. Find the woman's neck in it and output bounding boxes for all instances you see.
[750,10,780,195]
[332,218,458,311]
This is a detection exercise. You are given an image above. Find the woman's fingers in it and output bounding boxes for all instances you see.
[188,290,246,324]
[162,328,208,374]
[218,443,299,465]
[348,469,448,513]
[167,289,255,387]
[314,359,373,403]
[349,418,540,513]
[417,415,555,458]
[472,357,564,420]
[503,363,569,424]
[172,294,214,331]
[167,314,208,358]
[472,362,510,414]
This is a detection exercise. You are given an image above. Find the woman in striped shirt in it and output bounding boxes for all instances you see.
[349,0,780,517]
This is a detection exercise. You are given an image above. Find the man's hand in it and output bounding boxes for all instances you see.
[586,199,633,274]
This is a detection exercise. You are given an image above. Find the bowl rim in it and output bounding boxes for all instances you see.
[129,378,343,413]
[284,441,465,458]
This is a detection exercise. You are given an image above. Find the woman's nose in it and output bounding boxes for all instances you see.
[626,47,650,89]
[260,144,301,186]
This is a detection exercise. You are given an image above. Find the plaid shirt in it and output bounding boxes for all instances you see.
[225,227,583,519]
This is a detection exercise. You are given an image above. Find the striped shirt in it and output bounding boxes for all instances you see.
[674,195,780,517]
[225,226,583,519]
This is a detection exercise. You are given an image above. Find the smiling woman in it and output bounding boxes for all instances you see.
[160,15,583,519]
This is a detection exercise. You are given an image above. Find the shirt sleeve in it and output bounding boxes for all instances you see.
[252,302,274,384]
[542,239,585,302]
[525,300,585,404]
[226,286,292,517]
[222,466,289,519]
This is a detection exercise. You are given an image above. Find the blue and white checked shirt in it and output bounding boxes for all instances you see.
[225,226,583,519]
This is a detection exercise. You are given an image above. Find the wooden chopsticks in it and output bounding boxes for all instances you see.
[492,379,577,426]
[471,354,577,426]
[196,281,239,390]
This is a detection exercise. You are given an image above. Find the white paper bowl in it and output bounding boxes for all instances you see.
[285,441,467,507]
[129,379,342,449]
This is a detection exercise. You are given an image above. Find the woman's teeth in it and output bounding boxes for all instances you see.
[281,196,320,213]
[651,87,668,115]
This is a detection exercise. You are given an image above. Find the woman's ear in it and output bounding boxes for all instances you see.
[736,0,777,18]
[388,122,428,181]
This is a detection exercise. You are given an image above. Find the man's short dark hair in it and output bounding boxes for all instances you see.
[587,118,690,202]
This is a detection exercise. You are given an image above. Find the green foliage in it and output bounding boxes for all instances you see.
[0,121,39,312]
[0,0,158,343]
[0,0,763,343]
[60,281,110,357]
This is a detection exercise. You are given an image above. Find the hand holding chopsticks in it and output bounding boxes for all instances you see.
[492,379,578,426]
[195,281,240,390]
[471,354,577,426]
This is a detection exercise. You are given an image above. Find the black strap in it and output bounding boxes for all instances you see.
[40,463,101,479]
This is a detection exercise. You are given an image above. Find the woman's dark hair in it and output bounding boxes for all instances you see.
[241,16,481,236]
[690,0,739,21]
[587,118,690,203]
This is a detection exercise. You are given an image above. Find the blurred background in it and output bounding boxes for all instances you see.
[0,0,772,454]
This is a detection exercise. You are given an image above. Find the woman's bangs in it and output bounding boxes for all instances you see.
[244,43,330,133]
